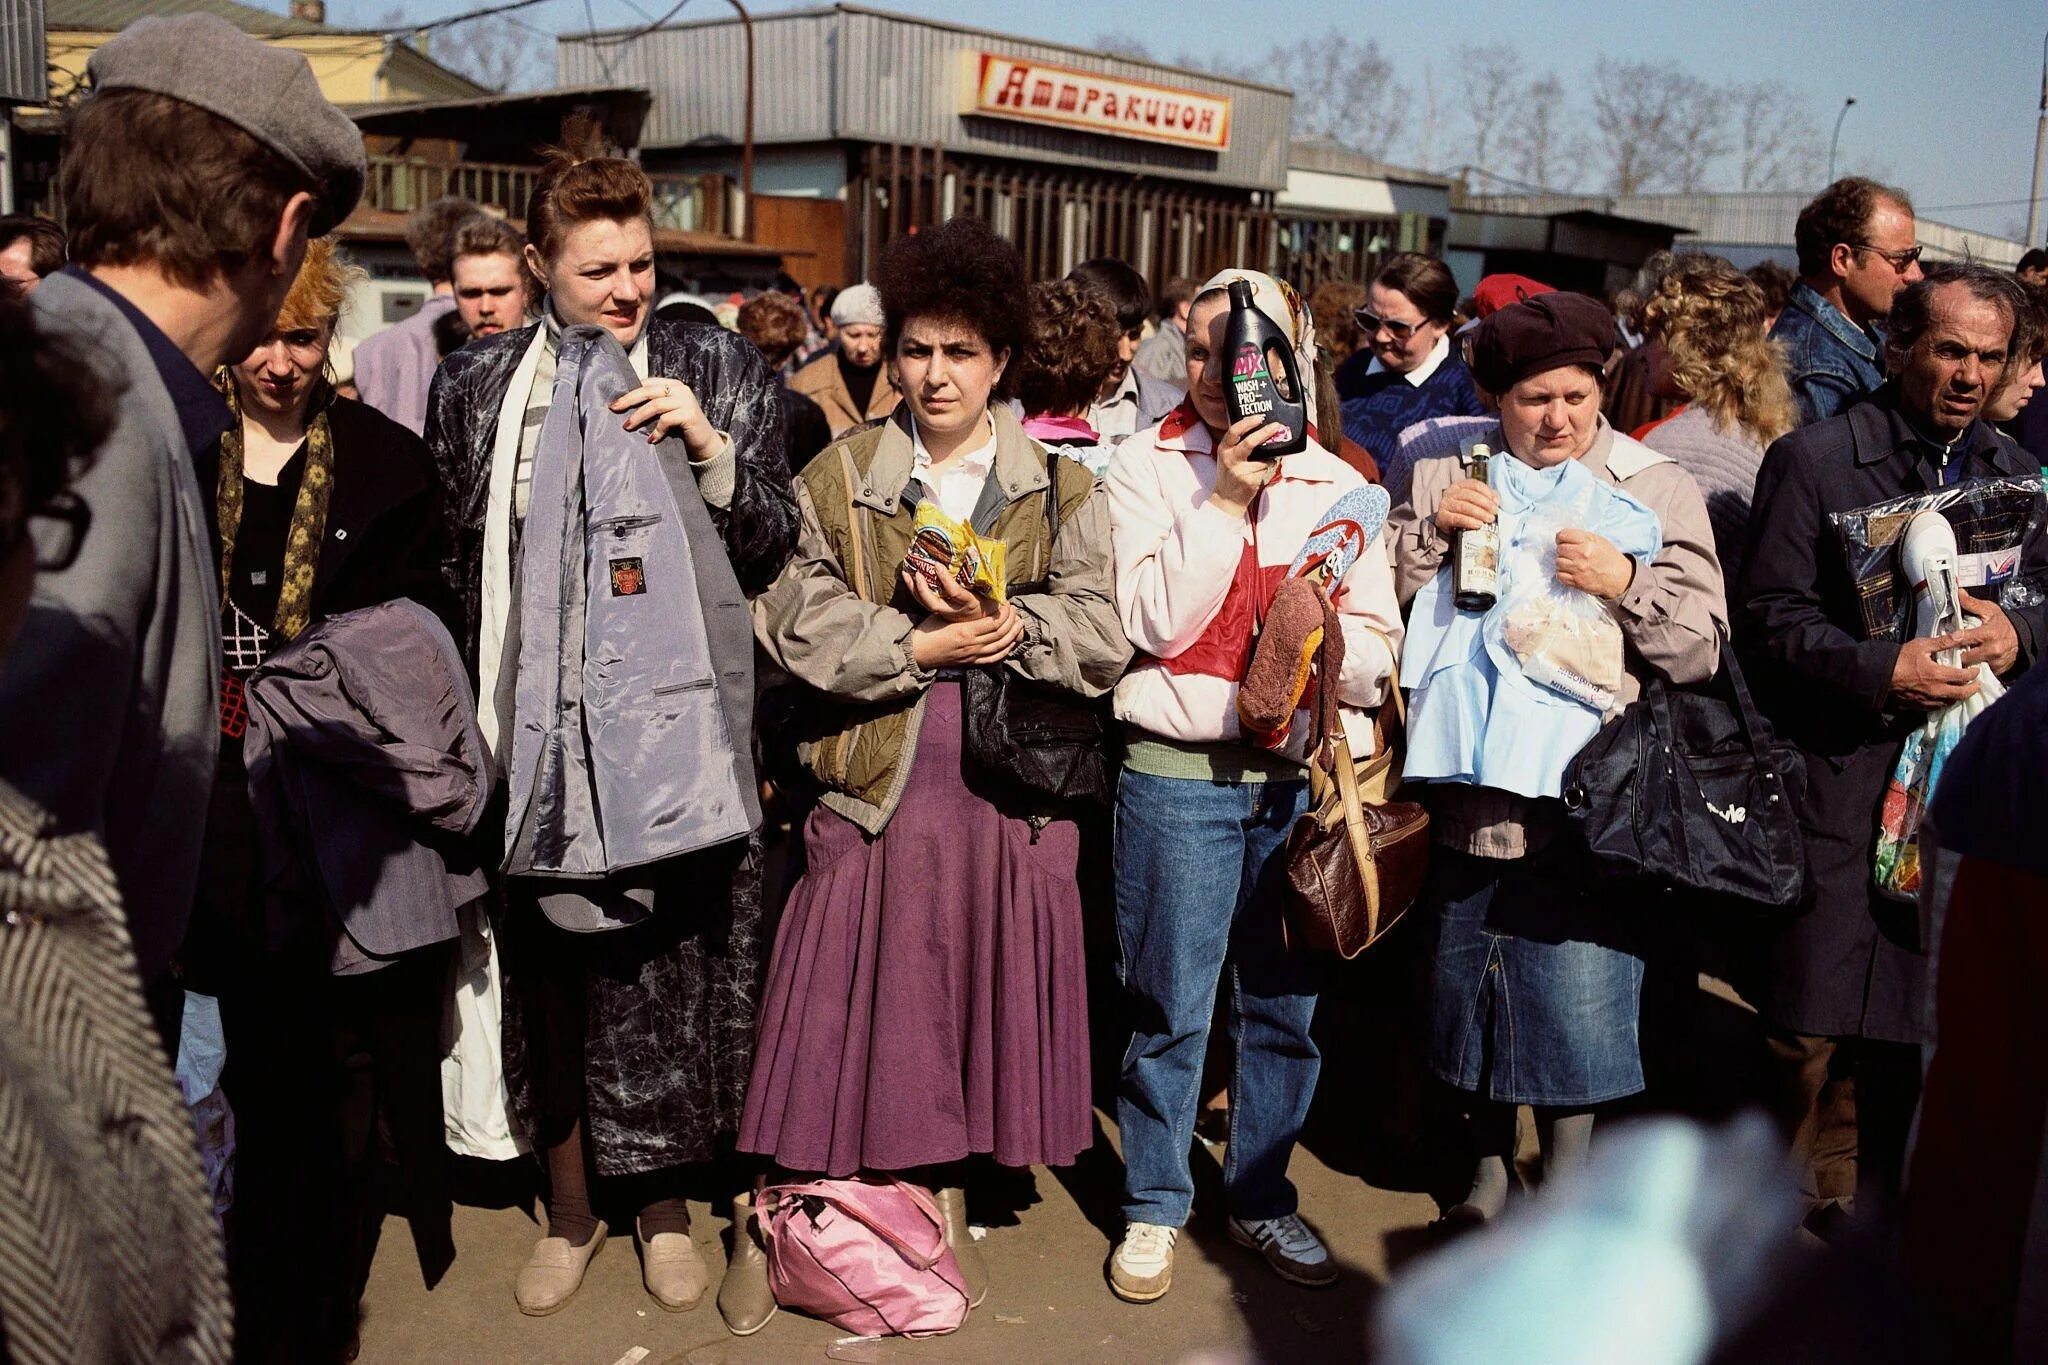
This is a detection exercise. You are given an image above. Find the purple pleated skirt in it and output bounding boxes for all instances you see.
[739,682,1092,1175]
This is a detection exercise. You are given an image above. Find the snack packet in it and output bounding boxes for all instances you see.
[904,502,1007,603]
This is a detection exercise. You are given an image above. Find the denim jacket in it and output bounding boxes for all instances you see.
[1770,280,1886,427]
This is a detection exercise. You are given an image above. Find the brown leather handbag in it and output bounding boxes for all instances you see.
[1282,615,1430,959]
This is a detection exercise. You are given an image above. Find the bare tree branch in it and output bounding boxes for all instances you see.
[1588,59,1673,193]
[1587,58,1729,193]
[1730,80,1823,191]
[1279,29,1409,159]
[1663,72,1731,192]
[1454,44,1523,180]
[1094,30,1154,61]
[430,13,551,93]
[1411,60,1441,172]
[1498,74,1586,192]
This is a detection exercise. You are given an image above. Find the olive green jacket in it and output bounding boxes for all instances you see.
[752,405,1131,834]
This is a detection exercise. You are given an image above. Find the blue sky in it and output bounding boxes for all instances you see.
[347,0,2048,239]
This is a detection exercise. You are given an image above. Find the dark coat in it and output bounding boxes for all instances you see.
[424,318,799,669]
[1738,385,2048,1041]
[197,394,462,639]
[420,318,796,1175]
[779,378,833,476]
[2,273,225,983]
[244,599,489,972]
[186,395,463,985]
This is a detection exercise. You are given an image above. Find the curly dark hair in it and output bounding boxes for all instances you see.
[738,290,809,368]
[405,197,481,285]
[0,214,64,281]
[1745,259,1796,320]
[0,300,111,557]
[1068,257,1150,333]
[873,216,1030,400]
[1018,279,1121,418]
[1794,176,1914,278]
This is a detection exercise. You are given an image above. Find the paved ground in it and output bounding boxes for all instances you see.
[358,1116,1439,1365]
[355,932,1769,1364]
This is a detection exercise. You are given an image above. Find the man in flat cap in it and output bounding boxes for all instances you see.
[0,13,365,1054]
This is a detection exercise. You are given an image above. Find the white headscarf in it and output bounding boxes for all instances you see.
[1197,267,1321,430]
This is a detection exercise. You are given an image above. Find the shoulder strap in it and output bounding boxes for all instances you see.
[1044,448,1062,541]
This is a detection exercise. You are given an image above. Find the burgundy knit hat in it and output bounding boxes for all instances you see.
[1469,292,1617,394]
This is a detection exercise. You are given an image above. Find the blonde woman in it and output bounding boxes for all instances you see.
[1637,253,1800,587]
[190,237,463,1363]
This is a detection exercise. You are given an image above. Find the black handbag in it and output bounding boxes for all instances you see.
[1561,642,1807,911]
[961,452,1118,810]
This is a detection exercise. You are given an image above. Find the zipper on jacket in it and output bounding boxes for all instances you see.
[592,514,663,535]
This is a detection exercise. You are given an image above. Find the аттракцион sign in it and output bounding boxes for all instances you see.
[961,51,1233,153]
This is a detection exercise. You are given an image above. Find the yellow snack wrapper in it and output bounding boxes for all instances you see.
[904,502,1007,603]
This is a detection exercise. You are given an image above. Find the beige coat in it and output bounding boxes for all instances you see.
[791,350,902,435]
[752,405,1131,833]
[1387,417,1728,857]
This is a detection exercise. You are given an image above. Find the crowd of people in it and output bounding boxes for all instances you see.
[4,12,2048,1364]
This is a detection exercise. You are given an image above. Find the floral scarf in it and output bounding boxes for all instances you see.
[213,376,337,646]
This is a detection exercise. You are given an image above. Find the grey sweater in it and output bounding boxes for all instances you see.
[1641,404,1767,590]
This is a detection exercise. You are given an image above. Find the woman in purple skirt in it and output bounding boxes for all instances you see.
[733,217,1130,1331]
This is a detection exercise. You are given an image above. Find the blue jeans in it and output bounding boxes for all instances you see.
[1113,768,1318,1227]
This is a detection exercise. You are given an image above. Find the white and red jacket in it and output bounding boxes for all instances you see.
[1105,404,1404,762]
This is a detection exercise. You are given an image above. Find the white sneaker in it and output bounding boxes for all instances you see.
[1228,1212,1337,1287]
[1109,1221,1178,1303]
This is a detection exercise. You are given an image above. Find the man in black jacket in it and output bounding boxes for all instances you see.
[1740,263,2048,1227]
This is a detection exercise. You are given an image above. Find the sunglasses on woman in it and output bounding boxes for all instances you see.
[1354,308,1424,343]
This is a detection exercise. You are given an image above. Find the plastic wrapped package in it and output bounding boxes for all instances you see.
[903,502,1006,603]
[1489,508,1628,717]
[1874,512,2007,900]
[1829,475,2046,642]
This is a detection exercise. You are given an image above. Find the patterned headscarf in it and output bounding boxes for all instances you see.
[1198,267,1321,430]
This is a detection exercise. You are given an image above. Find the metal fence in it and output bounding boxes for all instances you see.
[1273,211,1446,291]
[850,143,1277,291]
[362,155,736,236]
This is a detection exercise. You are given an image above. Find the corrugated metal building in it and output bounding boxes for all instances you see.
[1275,137,1453,289]
[1464,191,2025,271]
[1,0,45,211]
[0,0,41,106]
[560,3,1294,288]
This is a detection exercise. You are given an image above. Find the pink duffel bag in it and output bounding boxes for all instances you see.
[759,1177,971,1338]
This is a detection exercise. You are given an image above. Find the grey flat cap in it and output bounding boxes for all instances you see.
[89,13,366,235]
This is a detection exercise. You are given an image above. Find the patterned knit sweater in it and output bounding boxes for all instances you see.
[1336,349,1486,475]
[1638,403,1764,590]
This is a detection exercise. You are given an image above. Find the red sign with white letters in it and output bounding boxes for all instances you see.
[963,52,1233,152]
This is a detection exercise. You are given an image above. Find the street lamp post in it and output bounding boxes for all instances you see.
[2028,30,2048,247]
[1827,96,1857,183]
[726,0,755,241]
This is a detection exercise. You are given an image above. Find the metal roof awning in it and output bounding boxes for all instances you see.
[346,86,654,160]
[335,205,794,262]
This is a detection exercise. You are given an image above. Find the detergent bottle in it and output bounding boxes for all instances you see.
[1222,278,1309,456]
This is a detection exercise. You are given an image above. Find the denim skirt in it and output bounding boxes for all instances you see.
[1427,844,1646,1107]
